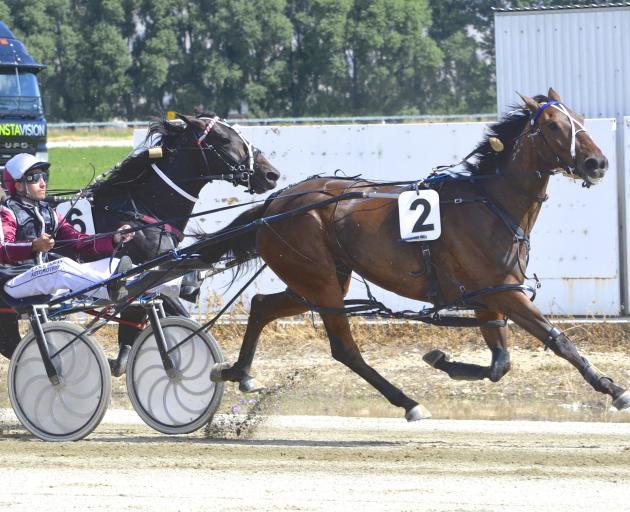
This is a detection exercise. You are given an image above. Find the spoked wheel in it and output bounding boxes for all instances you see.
[8,322,111,442]
[126,317,224,434]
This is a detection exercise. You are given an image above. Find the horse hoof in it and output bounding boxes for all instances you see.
[405,404,432,422]
[210,362,230,383]
[612,390,630,410]
[423,349,450,368]
[239,376,265,393]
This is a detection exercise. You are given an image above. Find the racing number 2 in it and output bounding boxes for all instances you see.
[410,198,434,233]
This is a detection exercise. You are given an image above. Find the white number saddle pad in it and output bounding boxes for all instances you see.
[398,189,441,242]
[56,198,95,235]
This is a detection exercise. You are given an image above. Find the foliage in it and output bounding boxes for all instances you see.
[1,0,597,121]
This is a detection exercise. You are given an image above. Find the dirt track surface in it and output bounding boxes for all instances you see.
[2,321,630,510]
[1,413,630,511]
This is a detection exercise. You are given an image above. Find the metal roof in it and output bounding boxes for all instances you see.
[494,3,630,13]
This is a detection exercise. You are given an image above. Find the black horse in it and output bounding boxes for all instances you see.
[0,114,281,366]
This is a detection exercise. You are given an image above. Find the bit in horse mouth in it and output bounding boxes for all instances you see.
[583,176,603,186]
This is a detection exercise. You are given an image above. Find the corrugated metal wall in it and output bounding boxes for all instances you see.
[495,6,630,118]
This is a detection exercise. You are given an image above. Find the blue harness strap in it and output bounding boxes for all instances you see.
[530,100,562,126]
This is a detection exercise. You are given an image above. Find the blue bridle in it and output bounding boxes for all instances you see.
[530,100,563,126]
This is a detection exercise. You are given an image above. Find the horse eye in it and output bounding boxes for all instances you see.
[548,122,559,131]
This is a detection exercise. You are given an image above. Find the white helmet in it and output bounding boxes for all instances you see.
[5,153,50,180]
[4,153,50,196]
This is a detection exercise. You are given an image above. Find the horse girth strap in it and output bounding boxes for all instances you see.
[420,242,444,306]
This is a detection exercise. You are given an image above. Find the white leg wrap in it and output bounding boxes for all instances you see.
[4,257,120,300]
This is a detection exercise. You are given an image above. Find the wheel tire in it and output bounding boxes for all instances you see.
[8,322,111,442]
[126,317,224,434]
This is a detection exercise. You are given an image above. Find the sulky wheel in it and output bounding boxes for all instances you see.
[126,316,224,435]
[8,322,111,442]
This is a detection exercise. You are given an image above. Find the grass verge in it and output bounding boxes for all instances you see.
[48,146,132,192]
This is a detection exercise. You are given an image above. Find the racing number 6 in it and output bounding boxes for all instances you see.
[68,207,87,234]
[410,198,434,233]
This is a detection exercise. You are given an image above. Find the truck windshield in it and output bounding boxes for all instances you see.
[0,71,42,115]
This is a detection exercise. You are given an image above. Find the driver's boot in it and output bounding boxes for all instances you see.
[109,344,131,377]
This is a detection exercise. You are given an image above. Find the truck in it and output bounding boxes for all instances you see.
[0,21,47,174]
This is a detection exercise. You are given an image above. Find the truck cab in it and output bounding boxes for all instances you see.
[0,21,47,174]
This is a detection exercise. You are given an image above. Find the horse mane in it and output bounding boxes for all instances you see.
[87,113,218,194]
[467,94,549,175]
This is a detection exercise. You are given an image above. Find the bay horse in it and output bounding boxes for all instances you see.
[0,114,281,369]
[198,88,630,420]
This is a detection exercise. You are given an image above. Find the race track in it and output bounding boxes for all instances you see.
[1,410,630,511]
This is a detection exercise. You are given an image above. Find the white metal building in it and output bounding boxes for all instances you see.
[495,3,630,312]
[494,3,630,118]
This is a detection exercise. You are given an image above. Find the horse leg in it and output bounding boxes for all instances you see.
[0,312,20,360]
[319,308,429,421]
[311,263,430,419]
[496,291,630,410]
[210,290,309,392]
[109,306,144,377]
[211,263,354,392]
[423,310,511,382]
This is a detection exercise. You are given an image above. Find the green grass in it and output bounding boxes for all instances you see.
[48,128,134,140]
[48,146,132,192]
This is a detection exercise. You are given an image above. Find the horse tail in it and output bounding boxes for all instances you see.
[195,203,267,266]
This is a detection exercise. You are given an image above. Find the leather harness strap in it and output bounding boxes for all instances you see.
[420,242,443,307]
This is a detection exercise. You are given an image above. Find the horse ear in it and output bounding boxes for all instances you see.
[175,113,191,124]
[517,92,540,114]
[176,113,205,130]
[548,87,561,101]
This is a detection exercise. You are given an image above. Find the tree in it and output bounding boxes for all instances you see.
[341,0,442,115]
[126,0,181,117]
[0,2,11,21]
[284,0,352,116]
[192,0,292,117]
[427,0,495,114]
[5,0,131,120]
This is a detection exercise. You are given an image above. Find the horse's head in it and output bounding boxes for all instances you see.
[177,114,280,194]
[519,88,608,187]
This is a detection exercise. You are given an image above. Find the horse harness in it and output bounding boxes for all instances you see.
[410,99,589,315]
[413,173,539,312]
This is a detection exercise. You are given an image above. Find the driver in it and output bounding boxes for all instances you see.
[0,153,134,358]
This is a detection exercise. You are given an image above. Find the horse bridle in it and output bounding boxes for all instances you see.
[527,100,590,185]
[193,116,257,193]
[148,116,259,203]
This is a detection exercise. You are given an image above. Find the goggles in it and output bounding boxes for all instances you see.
[23,172,49,184]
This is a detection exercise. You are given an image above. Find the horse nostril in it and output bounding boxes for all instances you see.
[584,157,599,172]
[266,171,279,182]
